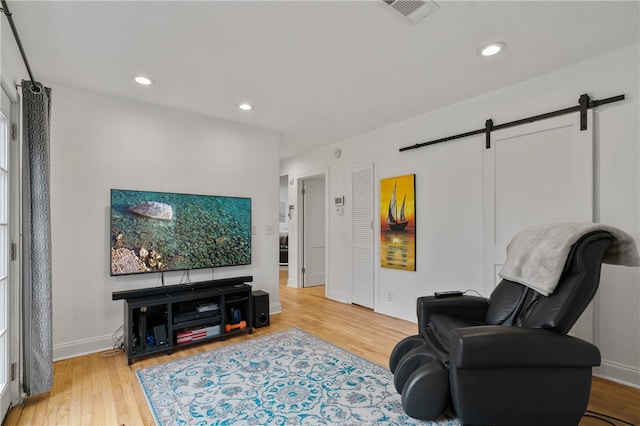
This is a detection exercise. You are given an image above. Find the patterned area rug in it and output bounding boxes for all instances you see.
[137,328,460,425]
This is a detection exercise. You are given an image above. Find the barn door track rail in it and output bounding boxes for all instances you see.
[399,93,625,152]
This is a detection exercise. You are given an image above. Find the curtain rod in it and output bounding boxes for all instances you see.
[399,93,625,152]
[1,0,41,94]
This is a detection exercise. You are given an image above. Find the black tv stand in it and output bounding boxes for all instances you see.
[113,276,253,365]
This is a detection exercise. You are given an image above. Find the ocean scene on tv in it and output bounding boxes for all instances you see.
[110,189,252,276]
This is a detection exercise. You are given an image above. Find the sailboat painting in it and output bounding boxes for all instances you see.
[380,174,416,271]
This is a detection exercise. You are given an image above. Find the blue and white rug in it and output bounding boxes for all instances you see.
[136,328,459,425]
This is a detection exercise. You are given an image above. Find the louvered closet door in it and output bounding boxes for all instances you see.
[351,162,375,309]
[483,111,594,340]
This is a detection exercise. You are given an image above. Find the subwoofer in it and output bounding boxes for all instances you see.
[251,290,270,328]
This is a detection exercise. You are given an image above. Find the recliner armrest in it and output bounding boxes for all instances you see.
[417,295,489,330]
[449,326,601,368]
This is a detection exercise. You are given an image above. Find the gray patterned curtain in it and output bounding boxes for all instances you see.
[21,80,53,396]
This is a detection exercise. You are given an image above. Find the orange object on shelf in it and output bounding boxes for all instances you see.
[225,320,247,333]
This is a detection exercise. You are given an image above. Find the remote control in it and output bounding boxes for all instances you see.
[434,290,464,298]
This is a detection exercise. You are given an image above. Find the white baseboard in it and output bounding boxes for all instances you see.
[270,302,282,315]
[325,289,350,305]
[375,301,416,324]
[594,359,640,389]
[53,334,114,361]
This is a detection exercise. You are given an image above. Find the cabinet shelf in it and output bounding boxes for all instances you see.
[131,344,170,356]
[175,333,222,347]
[227,296,249,303]
[224,328,250,338]
[172,315,221,331]
[115,278,253,365]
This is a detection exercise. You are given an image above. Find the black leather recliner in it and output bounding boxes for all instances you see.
[389,231,613,426]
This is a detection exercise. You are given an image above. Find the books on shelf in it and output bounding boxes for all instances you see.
[176,325,221,345]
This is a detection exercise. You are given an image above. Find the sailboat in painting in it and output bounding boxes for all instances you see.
[386,182,409,231]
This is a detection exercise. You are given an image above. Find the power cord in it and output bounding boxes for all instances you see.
[584,410,637,426]
[100,325,126,357]
[113,324,125,352]
[100,325,125,357]
[461,289,491,306]
[463,289,485,298]
[114,334,124,352]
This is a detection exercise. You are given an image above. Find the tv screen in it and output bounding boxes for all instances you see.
[110,189,251,276]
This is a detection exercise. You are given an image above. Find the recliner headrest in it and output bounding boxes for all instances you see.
[487,231,613,333]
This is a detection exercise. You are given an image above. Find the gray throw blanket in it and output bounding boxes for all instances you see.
[499,223,640,296]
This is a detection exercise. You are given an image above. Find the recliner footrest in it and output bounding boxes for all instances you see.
[389,334,425,374]
[401,358,450,420]
[390,335,451,420]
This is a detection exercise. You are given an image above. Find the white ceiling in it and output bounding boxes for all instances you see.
[4,1,639,158]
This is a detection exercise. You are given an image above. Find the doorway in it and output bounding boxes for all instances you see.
[279,175,289,266]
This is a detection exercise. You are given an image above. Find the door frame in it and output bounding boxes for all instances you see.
[1,79,22,416]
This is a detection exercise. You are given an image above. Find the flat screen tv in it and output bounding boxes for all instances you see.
[110,189,251,276]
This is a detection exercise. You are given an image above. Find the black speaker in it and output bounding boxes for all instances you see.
[251,290,270,328]
[153,324,168,346]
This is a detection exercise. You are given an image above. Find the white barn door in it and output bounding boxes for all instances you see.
[483,111,594,339]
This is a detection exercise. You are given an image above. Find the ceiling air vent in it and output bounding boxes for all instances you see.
[381,0,440,24]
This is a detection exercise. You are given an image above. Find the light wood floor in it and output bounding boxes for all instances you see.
[4,269,639,425]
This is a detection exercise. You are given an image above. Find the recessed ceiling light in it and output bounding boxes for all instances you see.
[478,42,507,57]
[239,103,253,111]
[133,75,154,85]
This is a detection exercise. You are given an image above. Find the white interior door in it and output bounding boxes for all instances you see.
[483,111,594,340]
[302,176,325,287]
[350,162,374,309]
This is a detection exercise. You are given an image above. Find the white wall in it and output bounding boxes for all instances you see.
[281,44,640,386]
[47,84,281,359]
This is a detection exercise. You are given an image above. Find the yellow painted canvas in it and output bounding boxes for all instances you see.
[380,174,416,271]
